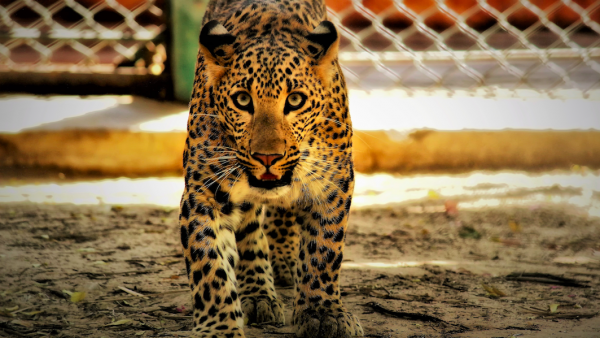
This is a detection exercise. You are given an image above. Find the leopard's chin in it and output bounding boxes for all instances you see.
[248,184,292,201]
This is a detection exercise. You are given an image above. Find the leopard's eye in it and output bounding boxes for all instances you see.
[236,93,251,107]
[287,93,303,107]
[232,92,253,112]
[285,93,307,115]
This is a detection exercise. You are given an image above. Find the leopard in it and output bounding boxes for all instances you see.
[179,0,364,337]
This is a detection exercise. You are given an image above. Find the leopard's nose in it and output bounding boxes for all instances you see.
[252,153,283,166]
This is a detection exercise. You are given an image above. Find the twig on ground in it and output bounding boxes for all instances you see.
[17,267,29,277]
[159,332,195,337]
[10,307,33,315]
[151,314,192,321]
[150,290,190,296]
[499,325,540,331]
[520,306,599,319]
[572,272,600,278]
[118,286,149,299]
[441,278,468,292]
[79,250,116,256]
[0,328,29,337]
[96,289,188,302]
[118,307,162,313]
[506,272,590,288]
[344,286,434,303]
[72,268,164,279]
[361,302,469,332]
[481,282,507,298]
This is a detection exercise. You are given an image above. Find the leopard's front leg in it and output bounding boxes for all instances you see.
[293,201,364,337]
[235,204,285,325]
[263,205,300,286]
[180,197,245,338]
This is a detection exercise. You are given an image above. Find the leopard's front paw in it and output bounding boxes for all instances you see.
[294,307,364,338]
[241,296,285,325]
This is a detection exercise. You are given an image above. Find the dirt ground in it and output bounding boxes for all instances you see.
[1,202,600,338]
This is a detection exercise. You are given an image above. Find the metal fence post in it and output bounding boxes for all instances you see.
[170,0,209,102]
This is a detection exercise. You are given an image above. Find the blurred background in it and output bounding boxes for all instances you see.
[0,0,599,212]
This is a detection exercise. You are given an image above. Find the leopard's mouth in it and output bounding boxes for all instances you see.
[260,172,279,180]
[247,169,293,190]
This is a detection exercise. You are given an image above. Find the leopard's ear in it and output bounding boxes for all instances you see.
[304,21,339,84]
[199,20,236,79]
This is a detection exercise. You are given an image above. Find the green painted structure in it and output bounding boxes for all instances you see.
[170,0,209,102]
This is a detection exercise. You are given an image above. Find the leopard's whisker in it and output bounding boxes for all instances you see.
[300,161,336,173]
[299,145,363,153]
[198,159,236,167]
[294,165,321,209]
[193,145,238,152]
[215,164,241,194]
[201,156,237,160]
[292,166,312,201]
[191,113,220,118]
[194,164,238,195]
[229,168,245,193]
[300,156,343,166]
[296,164,331,214]
[315,116,350,129]
[297,163,341,199]
[317,116,385,146]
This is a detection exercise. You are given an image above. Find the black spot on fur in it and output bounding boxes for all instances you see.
[203,263,211,275]
[208,305,218,317]
[240,202,253,212]
[302,274,311,284]
[333,228,344,242]
[215,268,228,280]
[307,240,317,254]
[185,257,191,277]
[241,250,256,261]
[309,295,322,303]
[188,219,200,235]
[332,252,343,271]
[325,249,336,263]
[181,201,190,219]
[221,202,233,215]
[203,227,217,239]
[192,247,206,261]
[180,226,189,249]
[310,279,320,290]
[320,272,332,283]
[194,293,205,310]
[203,285,211,301]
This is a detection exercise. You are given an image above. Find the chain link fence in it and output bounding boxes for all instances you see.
[1,0,599,98]
[0,0,168,95]
[329,0,600,96]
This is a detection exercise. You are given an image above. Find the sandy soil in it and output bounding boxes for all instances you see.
[1,202,600,338]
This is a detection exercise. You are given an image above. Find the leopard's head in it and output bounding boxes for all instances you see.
[198,20,341,199]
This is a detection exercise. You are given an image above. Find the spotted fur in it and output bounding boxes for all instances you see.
[179,1,363,337]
